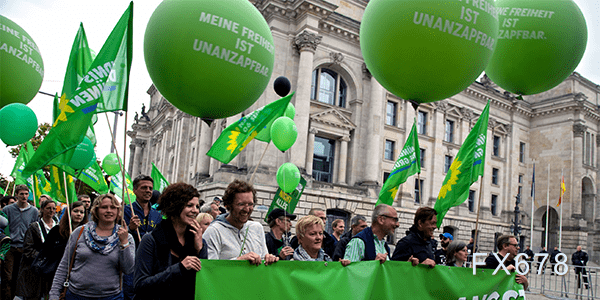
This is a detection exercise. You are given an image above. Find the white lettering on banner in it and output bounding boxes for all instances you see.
[457,0,500,20]
[0,42,44,77]
[197,11,274,54]
[413,12,495,51]
[193,39,269,77]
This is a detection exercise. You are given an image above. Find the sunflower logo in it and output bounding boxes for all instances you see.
[438,160,462,199]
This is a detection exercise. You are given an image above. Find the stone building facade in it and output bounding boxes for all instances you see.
[128,0,600,262]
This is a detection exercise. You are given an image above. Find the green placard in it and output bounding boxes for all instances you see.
[264,176,306,222]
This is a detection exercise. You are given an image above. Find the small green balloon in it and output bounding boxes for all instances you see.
[144,0,275,120]
[0,16,44,108]
[360,0,498,103]
[69,137,95,170]
[485,0,587,95]
[276,163,301,193]
[0,103,38,146]
[84,152,97,170]
[102,153,121,176]
[270,117,297,152]
[284,103,295,120]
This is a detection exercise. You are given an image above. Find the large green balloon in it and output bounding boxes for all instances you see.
[144,0,275,120]
[270,117,297,152]
[69,137,95,170]
[276,163,301,193]
[360,0,498,103]
[485,0,587,95]
[102,153,121,176]
[0,103,38,146]
[0,16,44,108]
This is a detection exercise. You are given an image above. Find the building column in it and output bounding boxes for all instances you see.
[364,78,384,184]
[305,128,317,176]
[337,135,350,185]
[132,139,145,178]
[572,123,586,217]
[290,30,321,173]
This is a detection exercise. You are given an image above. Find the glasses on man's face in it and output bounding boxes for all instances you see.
[235,202,254,208]
[381,215,399,223]
[509,243,519,247]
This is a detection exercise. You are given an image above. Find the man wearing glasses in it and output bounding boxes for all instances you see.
[484,235,529,289]
[204,179,278,265]
[344,204,399,263]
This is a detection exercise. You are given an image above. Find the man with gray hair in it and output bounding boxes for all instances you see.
[332,215,368,261]
[200,201,220,219]
[344,204,399,263]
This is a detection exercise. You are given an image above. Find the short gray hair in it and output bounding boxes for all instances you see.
[371,204,391,223]
[200,202,213,213]
[351,215,366,227]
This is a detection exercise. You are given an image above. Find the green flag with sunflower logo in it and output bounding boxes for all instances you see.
[434,100,490,228]
[207,93,293,164]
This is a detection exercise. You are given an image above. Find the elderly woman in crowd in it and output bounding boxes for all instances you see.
[196,212,214,233]
[134,183,207,300]
[16,199,57,300]
[445,240,468,268]
[49,194,134,300]
[293,215,350,266]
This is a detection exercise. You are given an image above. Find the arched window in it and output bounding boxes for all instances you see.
[311,68,347,107]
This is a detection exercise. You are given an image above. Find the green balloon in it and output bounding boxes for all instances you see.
[0,16,44,108]
[102,153,121,176]
[84,152,97,170]
[0,103,38,146]
[69,137,95,170]
[485,0,587,95]
[270,117,297,152]
[276,163,301,193]
[144,0,275,120]
[284,103,295,120]
[360,0,498,103]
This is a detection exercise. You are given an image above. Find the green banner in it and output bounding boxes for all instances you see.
[195,260,525,299]
[110,172,136,204]
[264,176,306,222]
[151,162,169,192]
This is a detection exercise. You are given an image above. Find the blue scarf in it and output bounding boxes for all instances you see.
[83,221,120,255]
[293,245,332,261]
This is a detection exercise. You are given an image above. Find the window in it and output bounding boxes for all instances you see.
[311,68,347,107]
[444,120,454,143]
[519,142,526,163]
[492,168,499,185]
[384,140,395,160]
[444,155,453,173]
[491,195,498,216]
[417,111,427,135]
[312,137,335,183]
[518,174,523,184]
[415,179,423,204]
[518,186,522,198]
[386,101,397,126]
[420,148,426,167]
[493,136,500,157]
[468,190,475,212]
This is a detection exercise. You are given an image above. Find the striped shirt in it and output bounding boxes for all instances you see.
[343,234,389,262]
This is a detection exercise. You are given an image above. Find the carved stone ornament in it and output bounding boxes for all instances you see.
[461,107,474,120]
[330,52,344,65]
[362,63,371,79]
[573,123,587,137]
[162,119,173,130]
[293,30,322,53]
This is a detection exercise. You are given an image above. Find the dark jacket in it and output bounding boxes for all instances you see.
[16,221,53,298]
[123,201,162,247]
[550,249,561,264]
[572,250,588,266]
[332,230,353,261]
[524,249,534,261]
[133,221,207,300]
[265,231,291,260]
[538,249,548,262]
[484,252,515,270]
[391,225,434,262]
[352,227,390,261]
[291,231,336,258]
[434,248,447,265]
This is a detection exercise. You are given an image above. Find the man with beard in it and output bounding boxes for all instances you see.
[332,215,367,261]
[265,208,296,260]
[435,232,453,265]
[484,235,528,289]
[344,204,399,263]
[204,179,278,265]
[391,206,436,267]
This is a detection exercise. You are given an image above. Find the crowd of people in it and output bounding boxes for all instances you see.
[0,177,592,299]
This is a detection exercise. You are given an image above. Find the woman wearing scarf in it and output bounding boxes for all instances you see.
[293,215,349,265]
[134,183,206,300]
[49,194,134,300]
[16,199,58,300]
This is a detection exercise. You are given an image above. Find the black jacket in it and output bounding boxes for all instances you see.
[265,231,292,260]
[332,230,353,261]
[572,250,588,266]
[391,225,434,262]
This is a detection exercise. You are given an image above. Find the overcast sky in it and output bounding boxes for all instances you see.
[1,0,599,179]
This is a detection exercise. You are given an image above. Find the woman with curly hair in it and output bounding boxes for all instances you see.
[134,182,206,300]
[49,194,134,300]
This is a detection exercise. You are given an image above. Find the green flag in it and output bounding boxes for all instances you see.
[207,93,293,164]
[77,162,109,194]
[151,163,169,192]
[434,100,490,227]
[48,165,77,204]
[23,3,133,177]
[377,121,421,205]
[110,171,136,204]
[10,146,29,185]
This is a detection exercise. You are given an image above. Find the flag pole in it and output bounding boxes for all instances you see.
[31,175,37,208]
[249,142,270,184]
[473,179,484,252]
[530,161,535,250]
[559,168,563,250]
[63,171,73,234]
[104,112,140,240]
[545,164,549,250]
